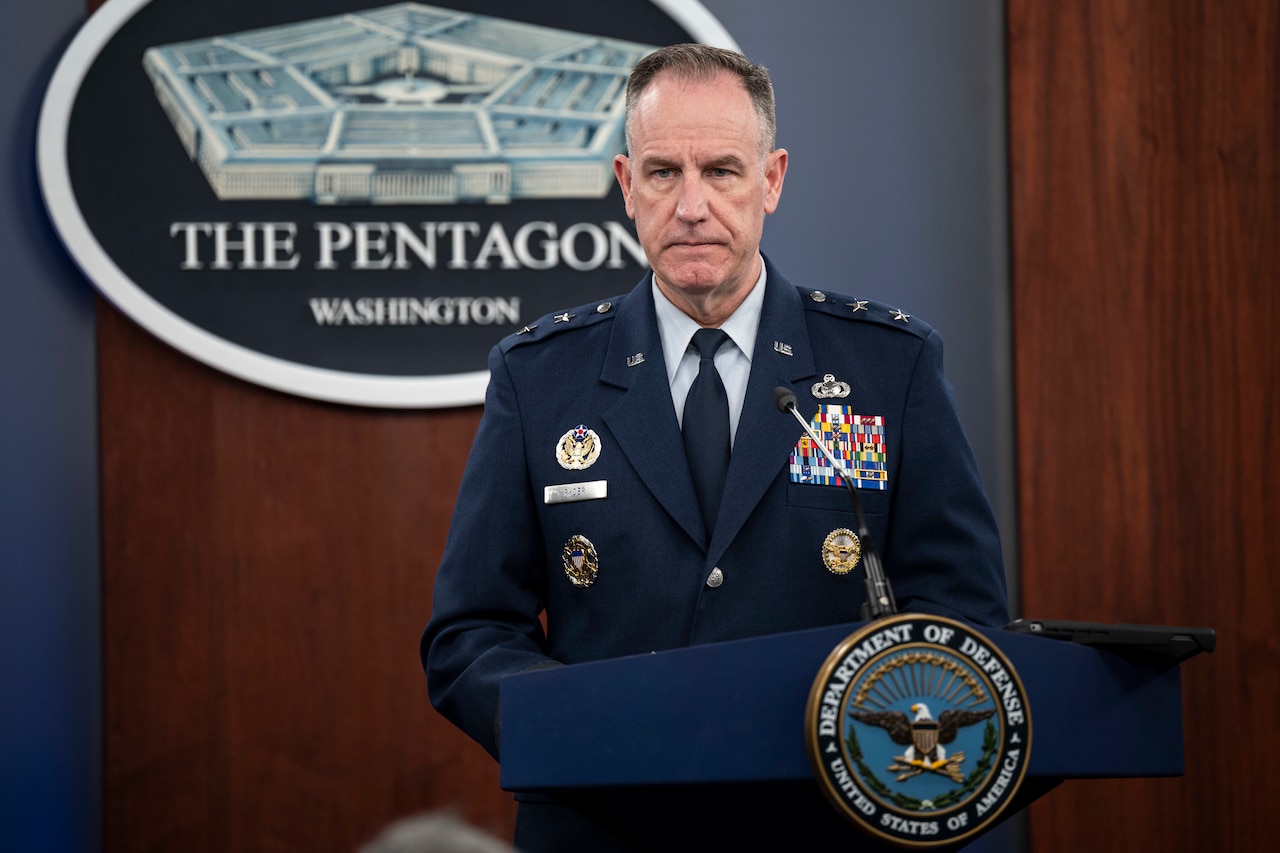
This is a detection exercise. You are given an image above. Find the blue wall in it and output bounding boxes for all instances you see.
[704,0,1015,560]
[1,1,102,851]
[0,2,1011,850]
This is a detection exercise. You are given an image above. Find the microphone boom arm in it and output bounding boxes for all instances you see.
[775,387,897,620]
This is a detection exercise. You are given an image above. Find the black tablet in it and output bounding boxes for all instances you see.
[1004,618,1216,665]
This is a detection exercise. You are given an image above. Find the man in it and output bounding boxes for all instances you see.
[422,44,1008,850]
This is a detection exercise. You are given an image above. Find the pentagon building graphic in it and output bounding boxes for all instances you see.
[142,3,658,204]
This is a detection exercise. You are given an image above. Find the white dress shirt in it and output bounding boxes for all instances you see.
[653,259,765,448]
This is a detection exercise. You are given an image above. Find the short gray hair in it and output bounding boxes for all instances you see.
[624,43,777,158]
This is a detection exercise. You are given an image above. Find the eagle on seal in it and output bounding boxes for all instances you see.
[851,702,994,766]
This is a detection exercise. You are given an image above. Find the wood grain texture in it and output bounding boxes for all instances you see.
[98,301,515,851]
[1008,0,1279,848]
[83,0,512,843]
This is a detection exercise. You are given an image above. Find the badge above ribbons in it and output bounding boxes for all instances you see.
[805,614,1030,849]
[789,405,887,489]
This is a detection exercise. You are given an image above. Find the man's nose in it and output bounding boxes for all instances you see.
[675,174,709,222]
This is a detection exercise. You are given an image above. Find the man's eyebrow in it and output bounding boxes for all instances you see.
[637,154,680,170]
[703,154,748,171]
[637,153,748,171]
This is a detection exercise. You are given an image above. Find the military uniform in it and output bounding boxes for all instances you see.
[421,257,1008,850]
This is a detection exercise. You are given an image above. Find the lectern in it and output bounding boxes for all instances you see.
[499,620,1206,849]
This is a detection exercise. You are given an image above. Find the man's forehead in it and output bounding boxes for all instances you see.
[640,67,746,103]
[631,72,761,151]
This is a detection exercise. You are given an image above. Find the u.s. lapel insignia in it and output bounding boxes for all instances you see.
[822,528,862,574]
[627,353,645,367]
[563,534,599,587]
[774,341,794,356]
[812,373,851,399]
[556,424,601,470]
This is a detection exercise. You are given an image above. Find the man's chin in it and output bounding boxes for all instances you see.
[654,260,729,292]
[656,273,723,297]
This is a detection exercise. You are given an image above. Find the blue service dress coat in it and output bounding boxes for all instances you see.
[421,258,1009,851]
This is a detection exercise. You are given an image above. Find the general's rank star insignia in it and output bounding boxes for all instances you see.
[554,312,575,323]
[891,308,910,322]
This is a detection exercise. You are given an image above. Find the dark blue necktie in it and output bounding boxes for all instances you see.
[683,328,732,535]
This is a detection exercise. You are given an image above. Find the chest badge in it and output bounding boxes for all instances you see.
[812,373,851,399]
[556,424,601,470]
[822,528,862,574]
[562,535,599,588]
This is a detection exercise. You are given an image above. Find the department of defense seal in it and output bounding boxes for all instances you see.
[562,534,599,588]
[556,424,601,470]
[805,614,1030,848]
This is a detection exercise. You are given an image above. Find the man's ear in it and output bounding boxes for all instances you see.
[763,148,788,214]
[613,154,636,219]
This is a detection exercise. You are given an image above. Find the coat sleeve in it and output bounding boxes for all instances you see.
[882,328,1010,627]
[420,344,559,761]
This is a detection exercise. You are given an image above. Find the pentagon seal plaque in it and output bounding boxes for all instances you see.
[805,614,1030,848]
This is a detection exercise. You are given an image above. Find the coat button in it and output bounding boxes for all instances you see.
[706,567,724,588]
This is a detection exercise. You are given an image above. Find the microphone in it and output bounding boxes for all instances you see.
[774,386,897,620]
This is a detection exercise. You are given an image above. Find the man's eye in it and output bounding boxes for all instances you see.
[654,168,674,178]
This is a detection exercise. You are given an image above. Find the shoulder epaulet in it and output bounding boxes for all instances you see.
[498,293,624,353]
[796,286,934,340]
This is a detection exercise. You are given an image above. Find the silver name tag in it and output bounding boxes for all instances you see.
[544,480,608,505]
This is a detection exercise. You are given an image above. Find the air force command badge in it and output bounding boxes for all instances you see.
[806,614,1030,848]
[557,424,601,470]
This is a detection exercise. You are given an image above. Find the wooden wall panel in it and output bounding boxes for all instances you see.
[86,0,512,839]
[98,301,516,851]
[1008,1,1278,849]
